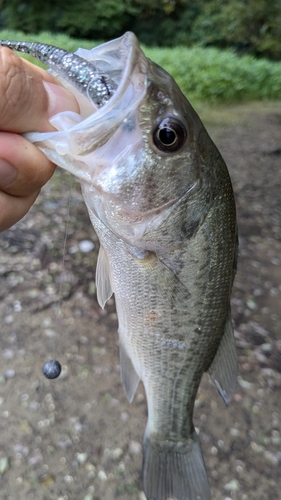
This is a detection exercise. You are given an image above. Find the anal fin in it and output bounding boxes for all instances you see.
[119,341,140,403]
[208,313,238,405]
[96,245,113,308]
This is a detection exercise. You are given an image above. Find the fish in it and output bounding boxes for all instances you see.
[0,32,238,500]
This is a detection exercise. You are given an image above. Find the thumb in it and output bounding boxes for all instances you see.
[0,47,79,133]
[43,80,80,128]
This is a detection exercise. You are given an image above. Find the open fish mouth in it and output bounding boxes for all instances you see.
[0,33,147,180]
[27,32,147,176]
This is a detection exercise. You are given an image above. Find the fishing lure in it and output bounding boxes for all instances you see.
[0,40,117,108]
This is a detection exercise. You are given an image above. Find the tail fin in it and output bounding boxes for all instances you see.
[142,431,210,500]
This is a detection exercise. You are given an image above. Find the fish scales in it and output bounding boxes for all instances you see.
[0,32,238,500]
[91,212,199,435]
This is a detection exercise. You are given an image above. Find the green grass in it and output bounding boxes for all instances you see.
[1,29,281,104]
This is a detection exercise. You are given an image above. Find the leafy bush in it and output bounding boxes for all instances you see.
[0,0,198,48]
[192,0,281,61]
[1,0,281,60]
[146,45,281,103]
[1,30,281,103]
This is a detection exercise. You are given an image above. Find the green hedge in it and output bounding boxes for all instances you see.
[2,0,281,60]
[147,45,281,103]
[1,30,281,104]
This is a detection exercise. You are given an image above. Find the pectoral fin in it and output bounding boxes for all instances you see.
[208,313,238,405]
[96,245,113,308]
[119,341,140,402]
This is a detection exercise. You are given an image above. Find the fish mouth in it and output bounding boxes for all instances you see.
[26,32,148,180]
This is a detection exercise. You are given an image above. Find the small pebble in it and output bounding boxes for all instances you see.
[76,453,88,465]
[112,448,123,460]
[224,479,240,491]
[42,360,62,379]
[0,457,9,474]
[238,377,254,390]
[138,494,147,500]
[79,240,95,252]
[44,329,57,338]
[3,349,14,359]
[129,440,142,455]
[5,369,15,379]
[97,470,107,481]
[64,475,73,484]
[84,495,94,500]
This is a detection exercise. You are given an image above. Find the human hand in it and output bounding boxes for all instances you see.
[0,47,79,232]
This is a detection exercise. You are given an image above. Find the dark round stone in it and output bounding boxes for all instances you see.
[42,359,62,379]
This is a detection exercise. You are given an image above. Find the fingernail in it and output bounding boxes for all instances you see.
[43,81,79,118]
[0,159,17,187]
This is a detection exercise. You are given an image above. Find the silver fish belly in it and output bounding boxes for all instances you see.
[1,32,238,500]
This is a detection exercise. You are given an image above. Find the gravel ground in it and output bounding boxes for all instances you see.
[0,102,280,500]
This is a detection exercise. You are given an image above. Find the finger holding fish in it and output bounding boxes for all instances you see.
[0,45,80,231]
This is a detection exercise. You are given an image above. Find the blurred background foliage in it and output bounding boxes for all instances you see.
[1,28,280,105]
[1,0,281,60]
[1,0,281,104]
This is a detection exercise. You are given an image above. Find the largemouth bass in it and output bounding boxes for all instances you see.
[1,33,238,500]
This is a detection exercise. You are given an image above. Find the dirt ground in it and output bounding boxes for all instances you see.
[0,102,280,500]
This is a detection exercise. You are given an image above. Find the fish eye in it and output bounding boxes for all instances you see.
[153,117,187,153]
